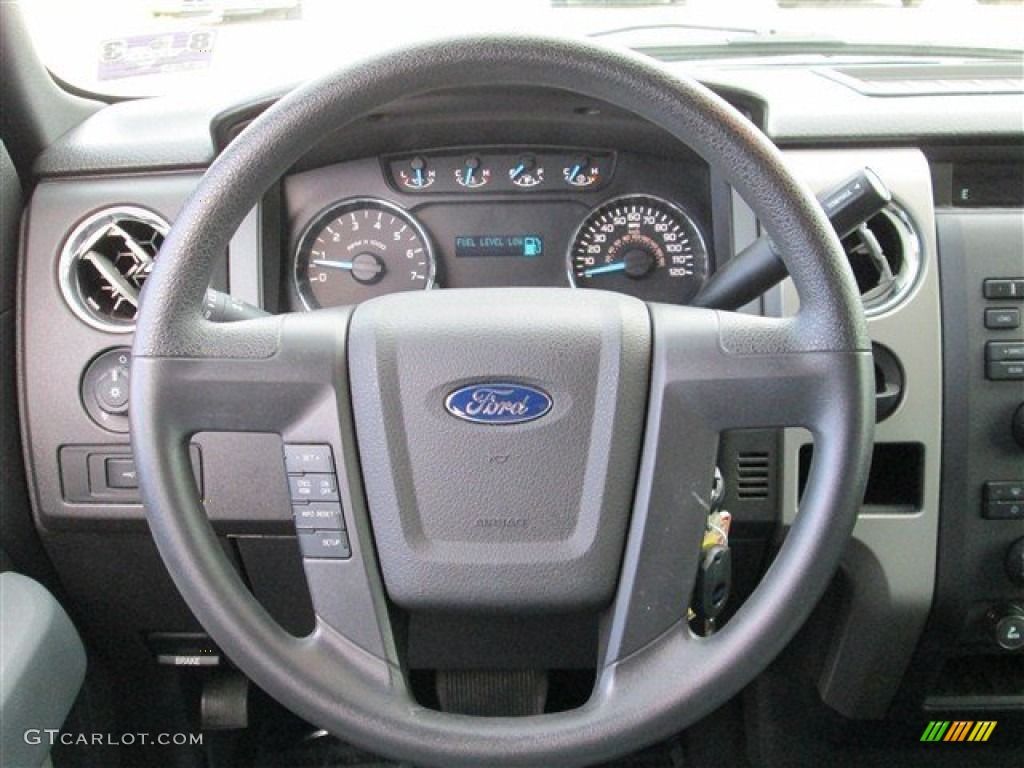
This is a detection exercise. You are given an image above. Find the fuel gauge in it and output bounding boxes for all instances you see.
[509,154,545,188]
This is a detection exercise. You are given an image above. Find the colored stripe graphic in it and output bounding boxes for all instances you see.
[945,721,972,741]
[921,721,950,741]
[968,722,997,742]
[921,720,996,743]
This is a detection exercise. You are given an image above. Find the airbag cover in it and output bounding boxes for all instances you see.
[348,288,650,610]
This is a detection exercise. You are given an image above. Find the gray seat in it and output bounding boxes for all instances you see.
[1,571,86,768]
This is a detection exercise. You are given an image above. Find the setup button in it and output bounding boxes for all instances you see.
[298,530,351,560]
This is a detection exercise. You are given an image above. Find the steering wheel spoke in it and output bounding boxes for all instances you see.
[598,304,872,667]
[653,305,871,434]
[131,310,347,437]
[133,307,404,663]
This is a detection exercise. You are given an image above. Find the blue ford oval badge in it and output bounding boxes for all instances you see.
[445,383,552,425]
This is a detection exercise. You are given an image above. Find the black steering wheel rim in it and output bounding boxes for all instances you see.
[131,34,873,768]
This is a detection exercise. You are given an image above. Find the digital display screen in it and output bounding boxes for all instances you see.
[953,162,1024,208]
[455,235,543,259]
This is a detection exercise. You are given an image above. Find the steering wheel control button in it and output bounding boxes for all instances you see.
[283,444,345,542]
[293,503,344,531]
[984,278,1024,300]
[288,473,339,502]
[984,501,1024,520]
[983,483,1024,519]
[81,348,132,432]
[987,360,1024,380]
[298,530,351,560]
[986,341,1024,361]
[105,457,138,489]
[985,481,1024,502]
[284,444,334,474]
[986,308,1021,330]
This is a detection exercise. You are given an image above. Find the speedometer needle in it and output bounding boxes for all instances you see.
[583,262,627,277]
[312,259,354,270]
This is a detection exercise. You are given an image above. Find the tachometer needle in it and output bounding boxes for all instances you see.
[312,259,355,270]
[583,261,627,277]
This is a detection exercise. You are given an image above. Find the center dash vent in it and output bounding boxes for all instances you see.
[841,203,922,316]
[736,451,771,501]
[59,206,169,333]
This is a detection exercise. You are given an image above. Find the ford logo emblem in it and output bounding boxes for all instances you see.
[445,383,552,425]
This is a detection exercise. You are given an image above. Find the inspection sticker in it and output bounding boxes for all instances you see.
[98,29,215,81]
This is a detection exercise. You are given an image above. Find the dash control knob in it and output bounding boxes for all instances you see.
[82,348,132,433]
[94,364,130,414]
[992,604,1024,651]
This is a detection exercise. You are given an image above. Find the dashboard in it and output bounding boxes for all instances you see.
[9,42,1024,765]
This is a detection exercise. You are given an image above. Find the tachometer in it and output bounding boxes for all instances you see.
[295,198,435,309]
[568,195,708,303]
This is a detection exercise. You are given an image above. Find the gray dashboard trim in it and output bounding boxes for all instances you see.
[31,63,1024,178]
[777,148,943,719]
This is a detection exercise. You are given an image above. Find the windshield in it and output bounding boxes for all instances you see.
[18,0,1024,99]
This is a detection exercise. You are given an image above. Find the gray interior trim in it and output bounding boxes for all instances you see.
[228,206,263,308]
[0,572,86,768]
[777,148,942,718]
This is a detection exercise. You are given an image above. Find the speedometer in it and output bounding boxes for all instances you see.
[295,198,435,309]
[568,195,709,303]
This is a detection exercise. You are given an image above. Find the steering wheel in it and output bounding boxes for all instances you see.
[131,35,873,768]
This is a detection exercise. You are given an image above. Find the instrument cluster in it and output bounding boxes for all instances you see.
[287,147,714,308]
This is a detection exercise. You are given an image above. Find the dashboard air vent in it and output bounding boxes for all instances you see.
[736,451,771,501]
[841,204,922,316]
[59,206,168,333]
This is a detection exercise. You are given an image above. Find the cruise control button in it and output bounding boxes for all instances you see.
[985,501,1024,520]
[986,341,1024,361]
[288,473,339,502]
[985,308,1021,330]
[284,444,334,474]
[293,502,344,530]
[298,530,350,559]
[985,481,1024,502]
[987,361,1024,380]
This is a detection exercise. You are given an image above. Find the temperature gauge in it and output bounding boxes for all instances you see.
[397,156,435,190]
[455,156,491,189]
[509,154,545,189]
[563,155,602,188]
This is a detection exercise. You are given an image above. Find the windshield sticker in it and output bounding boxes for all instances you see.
[98,30,215,81]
